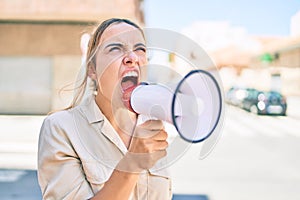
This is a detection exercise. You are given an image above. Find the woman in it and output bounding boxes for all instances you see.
[38,18,172,200]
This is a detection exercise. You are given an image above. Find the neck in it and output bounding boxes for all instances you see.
[95,94,137,148]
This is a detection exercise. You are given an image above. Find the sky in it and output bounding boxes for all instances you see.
[144,0,300,36]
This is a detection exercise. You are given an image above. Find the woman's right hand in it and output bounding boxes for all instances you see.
[118,120,169,173]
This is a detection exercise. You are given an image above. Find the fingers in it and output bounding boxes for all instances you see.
[128,135,168,153]
[134,120,166,139]
[151,129,168,141]
[139,120,164,131]
[129,124,168,153]
[154,140,168,151]
[126,120,168,171]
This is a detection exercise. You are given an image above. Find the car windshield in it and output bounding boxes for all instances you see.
[266,91,283,99]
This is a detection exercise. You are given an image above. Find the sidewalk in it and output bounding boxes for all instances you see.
[0,169,41,200]
[286,96,300,119]
[0,115,45,170]
[0,115,44,199]
[0,168,208,200]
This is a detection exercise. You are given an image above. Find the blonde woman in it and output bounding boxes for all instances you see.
[38,18,171,200]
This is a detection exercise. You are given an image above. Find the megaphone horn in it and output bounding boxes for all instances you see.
[130,69,223,143]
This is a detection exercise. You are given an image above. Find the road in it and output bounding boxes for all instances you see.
[0,97,300,200]
[170,103,300,200]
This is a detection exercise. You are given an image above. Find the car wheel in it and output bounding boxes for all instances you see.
[250,105,258,114]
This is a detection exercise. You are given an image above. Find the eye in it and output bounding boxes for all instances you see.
[134,47,146,53]
[109,46,121,52]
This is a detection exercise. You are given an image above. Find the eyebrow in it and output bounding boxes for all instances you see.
[134,43,146,48]
[104,43,123,49]
[104,42,146,50]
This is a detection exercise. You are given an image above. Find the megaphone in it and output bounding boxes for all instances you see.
[128,69,223,143]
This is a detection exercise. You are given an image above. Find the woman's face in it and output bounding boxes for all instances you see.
[92,22,147,110]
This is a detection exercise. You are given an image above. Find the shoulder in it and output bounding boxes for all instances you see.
[40,109,78,138]
[40,105,89,135]
[43,109,73,126]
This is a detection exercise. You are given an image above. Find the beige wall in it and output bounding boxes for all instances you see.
[220,67,300,96]
[0,57,52,114]
[247,40,300,96]
[0,23,91,56]
[276,48,300,68]
[0,0,141,23]
[52,56,82,111]
[0,0,144,114]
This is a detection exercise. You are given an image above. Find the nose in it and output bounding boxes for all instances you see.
[122,51,138,66]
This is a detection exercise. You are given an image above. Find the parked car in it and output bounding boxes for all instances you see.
[225,87,247,107]
[241,89,287,116]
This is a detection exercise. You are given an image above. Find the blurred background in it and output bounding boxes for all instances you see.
[0,0,300,199]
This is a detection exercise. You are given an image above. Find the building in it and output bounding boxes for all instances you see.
[180,18,300,95]
[0,0,144,114]
[249,36,300,95]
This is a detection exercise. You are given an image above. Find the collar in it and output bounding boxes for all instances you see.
[79,95,128,154]
[80,95,104,124]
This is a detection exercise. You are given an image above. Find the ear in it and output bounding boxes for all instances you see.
[87,63,97,81]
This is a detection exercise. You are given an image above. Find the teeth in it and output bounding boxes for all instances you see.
[123,71,138,78]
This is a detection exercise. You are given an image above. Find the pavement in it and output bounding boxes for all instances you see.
[0,168,208,199]
[0,169,41,200]
[285,96,300,119]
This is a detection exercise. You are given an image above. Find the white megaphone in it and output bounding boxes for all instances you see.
[129,69,223,143]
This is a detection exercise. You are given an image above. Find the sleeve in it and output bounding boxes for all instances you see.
[37,115,94,200]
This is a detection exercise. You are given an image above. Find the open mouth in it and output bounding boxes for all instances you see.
[121,70,139,111]
[121,71,138,92]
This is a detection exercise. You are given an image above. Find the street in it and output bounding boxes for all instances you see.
[0,97,300,200]
[170,99,300,200]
